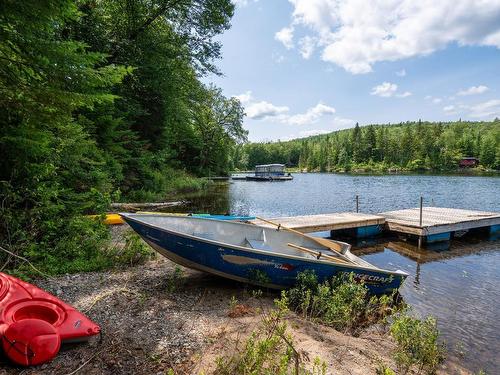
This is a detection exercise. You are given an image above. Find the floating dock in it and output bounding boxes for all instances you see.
[252,213,385,237]
[206,176,231,181]
[254,207,500,243]
[381,207,500,242]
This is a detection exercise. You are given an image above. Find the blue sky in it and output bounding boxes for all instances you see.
[207,0,500,141]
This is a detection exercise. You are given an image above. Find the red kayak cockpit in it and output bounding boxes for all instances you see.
[0,272,100,365]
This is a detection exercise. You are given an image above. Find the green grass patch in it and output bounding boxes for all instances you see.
[5,220,154,280]
[124,167,210,202]
[285,270,402,334]
[105,230,155,267]
[390,313,446,374]
[215,295,326,375]
[281,271,447,375]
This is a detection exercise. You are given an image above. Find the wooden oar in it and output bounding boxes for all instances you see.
[255,216,353,263]
[287,243,351,265]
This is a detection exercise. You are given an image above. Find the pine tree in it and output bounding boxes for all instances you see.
[351,122,362,163]
[363,125,377,161]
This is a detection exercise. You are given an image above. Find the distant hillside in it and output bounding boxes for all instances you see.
[235,120,500,172]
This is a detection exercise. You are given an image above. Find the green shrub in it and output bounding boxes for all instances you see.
[215,299,326,375]
[376,362,396,375]
[108,231,154,267]
[7,216,112,279]
[286,271,401,333]
[166,265,185,293]
[390,314,445,374]
[248,269,272,285]
[124,167,209,202]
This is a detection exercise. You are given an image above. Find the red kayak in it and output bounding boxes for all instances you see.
[0,272,100,366]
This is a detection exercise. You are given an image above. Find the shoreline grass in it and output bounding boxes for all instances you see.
[215,272,447,375]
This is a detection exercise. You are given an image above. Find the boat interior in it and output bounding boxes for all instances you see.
[125,214,374,267]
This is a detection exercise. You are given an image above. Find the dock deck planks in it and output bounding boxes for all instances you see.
[380,207,500,236]
[251,207,500,240]
[251,213,385,233]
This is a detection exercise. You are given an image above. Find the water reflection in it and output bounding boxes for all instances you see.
[353,237,497,264]
[355,238,500,372]
[168,182,231,214]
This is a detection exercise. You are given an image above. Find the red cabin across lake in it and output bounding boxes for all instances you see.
[459,157,479,168]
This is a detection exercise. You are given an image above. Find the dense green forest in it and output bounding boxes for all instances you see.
[238,120,500,172]
[0,0,245,275]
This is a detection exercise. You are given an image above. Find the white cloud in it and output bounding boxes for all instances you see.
[234,91,252,104]
[284,0,500,74]
[426,95,444,103]
[287,102,336,125]
[370,82,398,97]
[468,99,500,118]
[371,82,411,98]
[397,91,412,98]
[440,99,500,118]
[233,0,258,7]
[443,105,456,114]
[275,27,295,49]
[271,52,285,63]
[457,85,489,96]
[331,116,356,128]
[235,92,341,126]
[235,91,289,120]
[396,69,407,77]
[290,0,338,33]
[282,117,357,140]
[246,101,289,120]
[299,129,330,137]
[299,36,316,59]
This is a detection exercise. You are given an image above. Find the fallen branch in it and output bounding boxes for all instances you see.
[83,286,139,313]
[0,245,52,278]
[110,201,185,212]
[64,342,119,375]
[64,349,103,375]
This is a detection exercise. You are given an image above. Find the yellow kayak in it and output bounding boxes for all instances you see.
[87,214,125,225]
[88,212,254,225]
[87,212,185,225]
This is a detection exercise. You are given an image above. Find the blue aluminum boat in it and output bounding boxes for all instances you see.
[120,213,407,294]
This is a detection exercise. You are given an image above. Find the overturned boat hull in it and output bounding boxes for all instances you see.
[121,214,407,294]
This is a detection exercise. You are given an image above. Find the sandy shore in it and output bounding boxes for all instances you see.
[0,228,473,374]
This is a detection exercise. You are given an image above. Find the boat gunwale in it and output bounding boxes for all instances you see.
[120,213,407,277]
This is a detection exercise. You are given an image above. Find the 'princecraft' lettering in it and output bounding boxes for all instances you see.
[351,273,392,284]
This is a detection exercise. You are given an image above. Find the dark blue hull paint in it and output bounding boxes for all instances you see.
[124,218,406,294]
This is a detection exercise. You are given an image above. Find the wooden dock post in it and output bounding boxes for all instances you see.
[419,196,423,227]
[418,196,423,248]
[356,195,359,213]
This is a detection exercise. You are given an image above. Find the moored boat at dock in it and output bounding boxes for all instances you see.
[120,213,407,294]
[246,164,293,181]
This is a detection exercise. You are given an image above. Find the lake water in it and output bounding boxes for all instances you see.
[173,173,500,373]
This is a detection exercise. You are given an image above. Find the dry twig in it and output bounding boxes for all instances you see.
[0,245,52,278]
